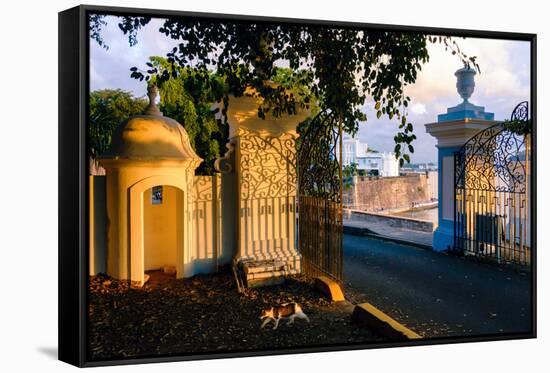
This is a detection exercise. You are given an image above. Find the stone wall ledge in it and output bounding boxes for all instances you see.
[344,209,434,233]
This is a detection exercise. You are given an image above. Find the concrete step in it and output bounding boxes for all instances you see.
[245,268,298,280]
[240,252,301,264]
[246,269,286,280]
[238,258,299,288]
[247,276,285,288]
[242,260,286,274]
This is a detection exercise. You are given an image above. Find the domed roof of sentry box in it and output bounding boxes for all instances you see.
[100,85,202,164]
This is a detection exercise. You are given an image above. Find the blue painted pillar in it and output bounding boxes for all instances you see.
[425,67,497,252]
[432,146,460,251]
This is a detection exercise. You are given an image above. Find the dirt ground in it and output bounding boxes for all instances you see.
[88,270,386,360]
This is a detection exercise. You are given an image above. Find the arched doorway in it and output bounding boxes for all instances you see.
[129,175,188,286]
[143,185,184,283]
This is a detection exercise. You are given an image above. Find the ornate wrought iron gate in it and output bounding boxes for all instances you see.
[454,102,531,265]
[298,111,344,282]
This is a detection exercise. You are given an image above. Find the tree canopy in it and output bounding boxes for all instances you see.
[89,89,147,156]
[343,163,362,190]
[89,61,226,175]
[90,14,478,166]
[89,60,315,175]
[148,56,227,175]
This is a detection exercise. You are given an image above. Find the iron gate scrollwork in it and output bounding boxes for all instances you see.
[298,111,344,282]
[454,101,531,265]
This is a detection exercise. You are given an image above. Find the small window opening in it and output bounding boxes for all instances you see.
[151,186,163,205]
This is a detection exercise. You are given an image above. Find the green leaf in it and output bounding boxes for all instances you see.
[102,20,477,172]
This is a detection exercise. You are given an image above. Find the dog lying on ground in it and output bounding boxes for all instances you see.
[260,302,310,330]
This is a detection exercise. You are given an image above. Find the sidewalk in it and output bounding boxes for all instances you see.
[343,218,433,249]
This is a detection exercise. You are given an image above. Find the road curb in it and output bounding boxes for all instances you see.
[351,302,423,340]
[343,224,433,250]
[314,274,423,340]
[314,276,345,302]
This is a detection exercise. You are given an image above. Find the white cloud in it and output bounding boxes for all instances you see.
[90,16,175,96]
[405,38,530,106]
[411,103,427,115]
[89,19,531,164]
[352,37,530,164]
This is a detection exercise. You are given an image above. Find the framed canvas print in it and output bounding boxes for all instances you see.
[58,4,537,367]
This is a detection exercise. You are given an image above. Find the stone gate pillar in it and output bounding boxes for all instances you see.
[218,87,310,285]
[425,67,498,252]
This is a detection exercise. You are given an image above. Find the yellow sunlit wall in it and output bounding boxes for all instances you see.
[222,88,310,273]
[143,185,181,271]
[98,112,202,286]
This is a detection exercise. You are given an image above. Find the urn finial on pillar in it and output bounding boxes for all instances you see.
[455,66,476,103]
[144,84,163,116]
[437,66,494,122]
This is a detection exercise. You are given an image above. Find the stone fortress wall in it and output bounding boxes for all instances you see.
[343,172,438,212]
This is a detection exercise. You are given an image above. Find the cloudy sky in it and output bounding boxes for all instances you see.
[90,16,531,164]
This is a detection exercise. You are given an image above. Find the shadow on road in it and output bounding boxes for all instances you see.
[343,234,532,338]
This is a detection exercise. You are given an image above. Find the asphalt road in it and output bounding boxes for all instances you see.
[343,234,532,338]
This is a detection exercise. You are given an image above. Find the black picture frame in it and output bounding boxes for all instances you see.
[58,4,537,367]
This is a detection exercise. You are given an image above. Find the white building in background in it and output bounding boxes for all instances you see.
[342,137,400,177]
